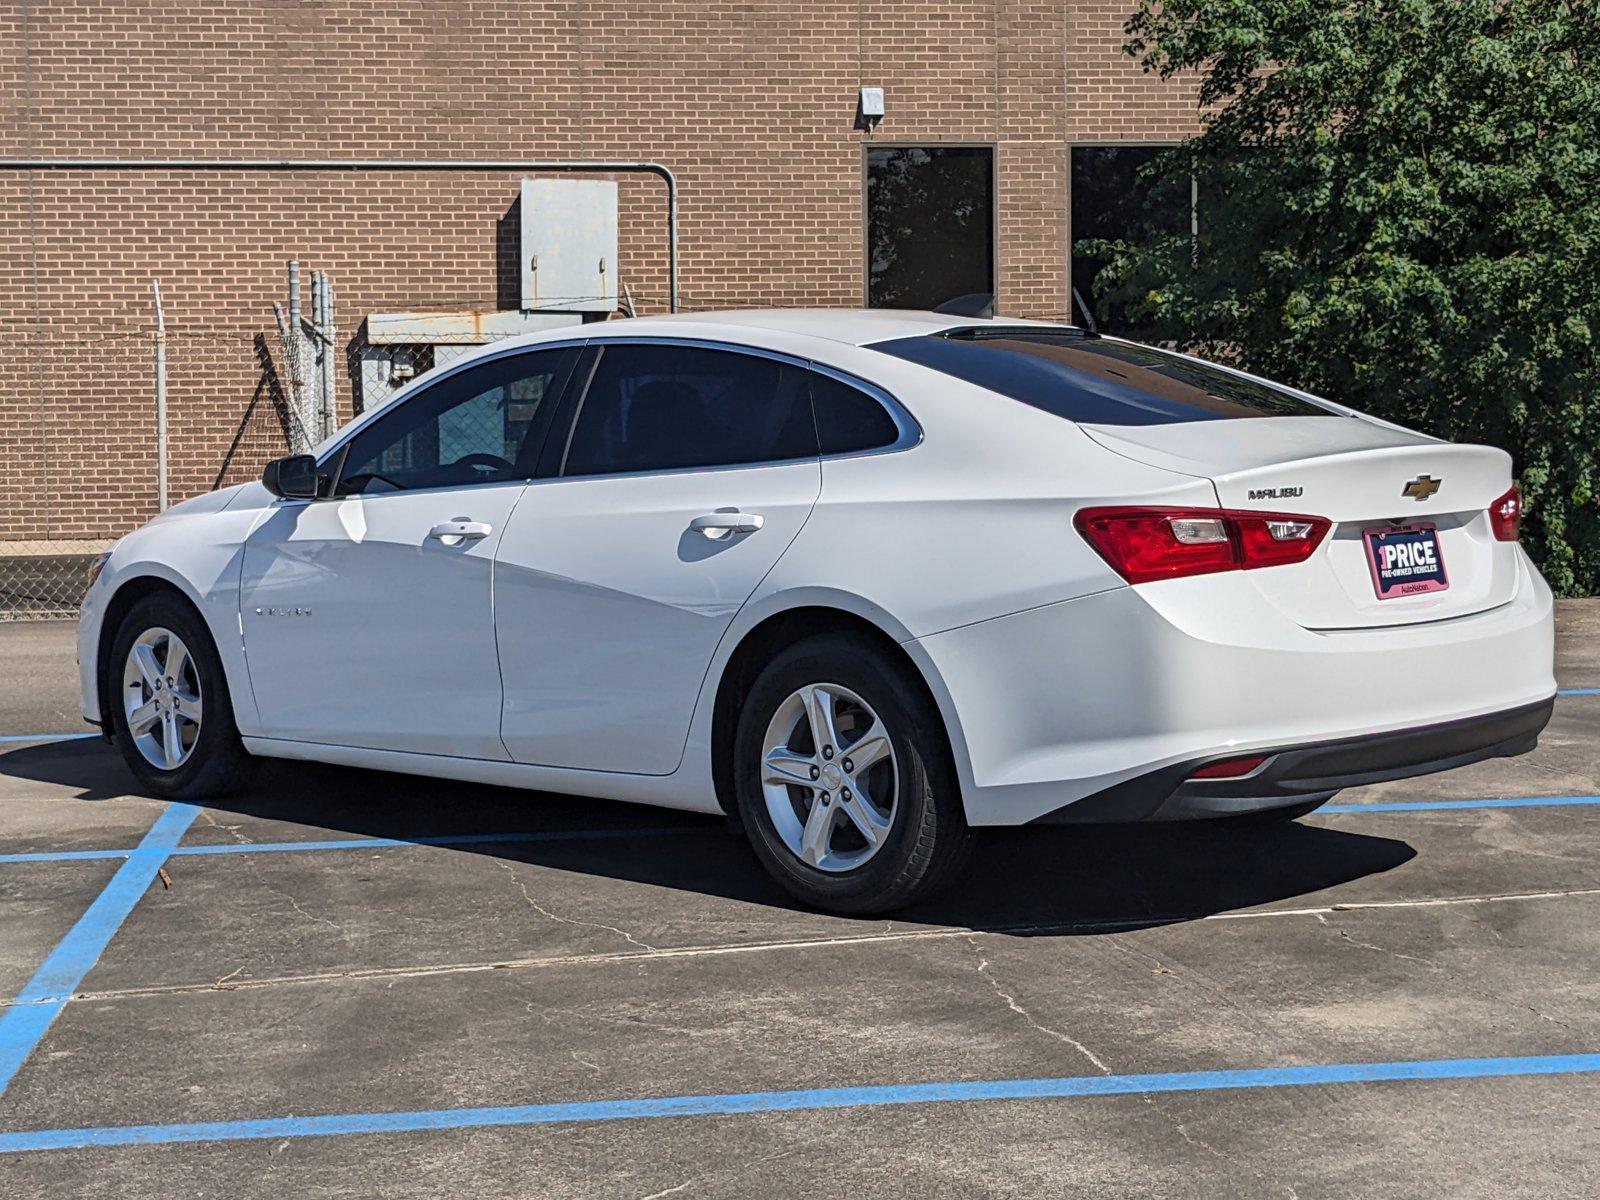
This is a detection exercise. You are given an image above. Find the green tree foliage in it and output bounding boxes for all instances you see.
[1083,0,1600,594]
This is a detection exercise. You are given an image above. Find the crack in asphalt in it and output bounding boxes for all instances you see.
[965,935,1306,1198]
[494,859,657,953]
[966,935,1112,1074]
[636,1142,812,1200]
[10,884,1599,1009]
[1321,915,1582,1036]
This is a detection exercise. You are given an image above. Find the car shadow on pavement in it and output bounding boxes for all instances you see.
[2,739,1416,936]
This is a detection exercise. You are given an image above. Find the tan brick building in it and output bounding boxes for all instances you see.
[0,1,1199,581]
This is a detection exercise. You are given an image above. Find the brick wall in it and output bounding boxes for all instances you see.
[0,1,1200,539]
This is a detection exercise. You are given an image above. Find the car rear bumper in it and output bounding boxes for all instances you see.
[1031,697,1553,823]
[913,549,1556,826]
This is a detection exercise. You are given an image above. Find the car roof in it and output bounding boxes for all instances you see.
[576,308,1071,347]
[314,308,1107,461]
[321,308,1083,454]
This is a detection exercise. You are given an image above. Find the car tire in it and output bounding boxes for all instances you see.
[106,591,254,800]
[733,632,973,914]
[1219,797,1330,827]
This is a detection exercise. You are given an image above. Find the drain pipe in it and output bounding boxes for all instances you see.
[319,272,337,440]
[150,278,168,511]
[285,260,309,452]
[0,158,681,312]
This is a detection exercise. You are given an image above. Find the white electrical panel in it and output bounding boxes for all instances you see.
[520,177,619,313]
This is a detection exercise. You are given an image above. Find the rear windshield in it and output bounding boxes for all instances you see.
[869,329,1336,425]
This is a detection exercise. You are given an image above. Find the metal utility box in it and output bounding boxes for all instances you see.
[520,177,618,313]
[354,177,620,416]
[356,310,583,413]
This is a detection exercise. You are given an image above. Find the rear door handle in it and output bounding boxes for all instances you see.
[690,512,765,539]
[428,520,493,543]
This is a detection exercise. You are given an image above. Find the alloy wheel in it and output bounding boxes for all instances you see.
[759,681,899,873]
[122,626,203,771]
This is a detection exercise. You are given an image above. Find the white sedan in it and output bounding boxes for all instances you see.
[78,310,1556,912]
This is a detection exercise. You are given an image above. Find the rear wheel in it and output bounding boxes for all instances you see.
[733,633,973,914]
[107,592,253,799]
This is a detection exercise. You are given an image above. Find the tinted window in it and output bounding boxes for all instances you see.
[870,330,1334,425]
[336,348,576,494]
[866,146,995,310]
[809,372,901,454]
[562,344,817,476]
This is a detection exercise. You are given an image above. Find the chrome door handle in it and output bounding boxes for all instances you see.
[428,520,493,543]
[690,512,765,540]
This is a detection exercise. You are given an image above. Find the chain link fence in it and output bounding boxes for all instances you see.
[0,317,323,620]
[1,159,688,621]
[0,309,601,620]
[0,543,108,620]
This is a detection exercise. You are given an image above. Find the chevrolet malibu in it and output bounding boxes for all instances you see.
[78,310,1556,912]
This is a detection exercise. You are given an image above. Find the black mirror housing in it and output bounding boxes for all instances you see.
[262,454,320,499]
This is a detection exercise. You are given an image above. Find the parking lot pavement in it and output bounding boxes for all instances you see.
[0,603,1597,1197]
[0,622,85,737]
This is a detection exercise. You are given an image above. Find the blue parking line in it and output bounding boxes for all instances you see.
[0,847,133,865]
[0,826,701,866]
[2,1050,1598,1153]
[166,827,699,856]
[0,802,200,1097]
[1558,688,1600,696]
[0,732,99,744]
[1322,794,1600,814]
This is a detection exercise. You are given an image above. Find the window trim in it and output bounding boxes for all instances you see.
[862,141,999,310]
[544,336,922,484]
[312,343,582,500]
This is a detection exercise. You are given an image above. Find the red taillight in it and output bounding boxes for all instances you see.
[1071,508,1237,584]
[1187,754,1267,780]
[1074,507,1331,585]
[1488,485,1522,542]
[1232,513,1330,569]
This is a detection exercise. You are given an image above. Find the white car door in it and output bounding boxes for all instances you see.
[239,345,580,758]
[495,341,823,774]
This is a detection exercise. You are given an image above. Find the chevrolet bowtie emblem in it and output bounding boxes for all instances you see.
[1402,474,1441,501]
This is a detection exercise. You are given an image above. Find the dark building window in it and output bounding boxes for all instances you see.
[866,146,995,311]
[1070,146,1191,335]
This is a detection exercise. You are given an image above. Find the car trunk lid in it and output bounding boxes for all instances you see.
[1080,417,1520,629]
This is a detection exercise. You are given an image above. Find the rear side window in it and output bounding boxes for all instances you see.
[808,372,901,455]
[869,330,1335,425]
[562,344,817,476]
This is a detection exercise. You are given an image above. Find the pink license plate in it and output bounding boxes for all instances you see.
[1363,524,1449,599]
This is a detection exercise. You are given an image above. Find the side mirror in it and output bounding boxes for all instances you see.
[262,454,320,499]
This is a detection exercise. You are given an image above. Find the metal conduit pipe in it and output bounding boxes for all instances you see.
[0,158,681,312]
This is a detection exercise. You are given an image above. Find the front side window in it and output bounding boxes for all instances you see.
[871,329,1335,425]
[335,348,577,495]
[561,344,817,476]
[866,146,995,311]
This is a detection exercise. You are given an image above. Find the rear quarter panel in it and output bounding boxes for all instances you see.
[758,344,1216,638]
[674,343,1216,813]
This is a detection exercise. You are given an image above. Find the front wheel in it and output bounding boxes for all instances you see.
[733,633,973,914]
[106,592,253,799]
